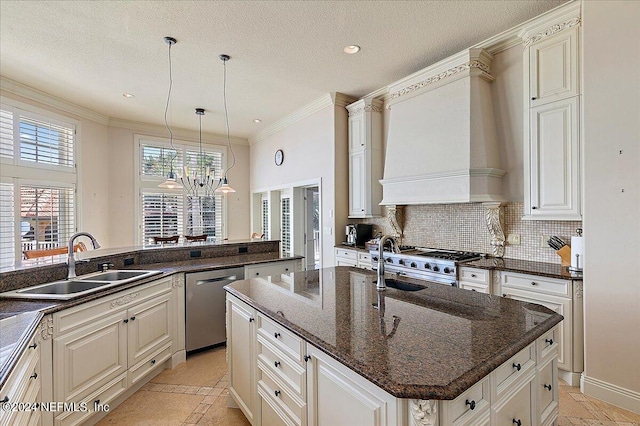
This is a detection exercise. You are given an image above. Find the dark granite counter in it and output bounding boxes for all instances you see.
[0,240,301,387]
[463,257,583,280]
[225,266,563,400]
[334,244,370,253]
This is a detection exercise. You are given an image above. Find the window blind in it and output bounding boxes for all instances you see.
[141,193,183,244]
[281,197,291,257]
[186,195,222,238]
[140,144,181,178]
[0,109,13,159]
[185,149,223,180]
[0,182,15,267]
[19,115,74,168]
[262,198,269,239]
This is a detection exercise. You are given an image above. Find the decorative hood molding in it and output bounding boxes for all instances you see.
[380,48,505,205]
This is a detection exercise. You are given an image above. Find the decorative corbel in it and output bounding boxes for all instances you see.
[409,399,438,426]
[387,205,405,242]
[483,202,506,258]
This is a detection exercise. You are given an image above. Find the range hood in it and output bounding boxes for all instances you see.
[380,48,505,205]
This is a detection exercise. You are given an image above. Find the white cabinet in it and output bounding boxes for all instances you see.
[501,271,583,386]
[346,98,383,218]
[458,267,491,294]
[245,259,299,280]
[521,16,582,220]
[52,276,174,425]
[334,247,371,269]
[227,294,259,425]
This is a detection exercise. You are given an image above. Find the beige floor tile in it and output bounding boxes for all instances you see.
[196,396,251,426]
[196,386,213,395]
[184,412,204,424]
[96,390,204,426]
[560,394,598,419]
[151,346,227,387]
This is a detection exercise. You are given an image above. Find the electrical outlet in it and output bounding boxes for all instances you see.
[541,235,551,248]
[507,234,521,245]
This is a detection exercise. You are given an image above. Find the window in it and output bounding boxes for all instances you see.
[0,101,77,267]
[262,196,269,239]
[137,138,225,244]
[281,196,291,257]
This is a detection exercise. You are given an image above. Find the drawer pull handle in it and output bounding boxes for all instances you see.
[274,332,281,339]
[123,319,129,324]
[30,372,38,380]
[304,355,311,362]
[1,396,8,403]
[151,359,156,365]
[33,402,39,409]
[513,420,522,426]
[256,272,260,276]
[274,390,281,397]
[531,281,537,286]
[532,206,538,210]
[465,399,476,410]
[249,317,254,323]
[285,268,289,271]
[28,343,38,349]
[531,97,537,101]
[545,338,554,345]
[513,363,522,371]
[274,361,281,368]
[544,383,552,391]
[471,289,476,292]
[130,316,136,321]
[471,274,476,278]
[95,399,100,406]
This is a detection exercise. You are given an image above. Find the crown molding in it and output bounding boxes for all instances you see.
[109,117,249,146]
[0,76,110,125]
[249,92,354,145]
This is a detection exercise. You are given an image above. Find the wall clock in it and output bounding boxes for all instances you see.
[275,149,284,166]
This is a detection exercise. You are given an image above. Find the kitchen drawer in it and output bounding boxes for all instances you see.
[258,366,306,426]
[459,282,490,294]
[127,342,172,388]
[334,248,357,261]
[492,378,533,426]
[501,272,570,298]
[55,373,127,426]
[538,358,558,423]
[0,335,40,426]
[493,343,535,401]
[258,313,305,364]
[459,267,490,285]
[357,252,371,266]
[536,327,559,365]
[245,261,295,279]
[54,277,172,337]
[260,393,293,426]
[258,335,306,398]
[442,376,490,426]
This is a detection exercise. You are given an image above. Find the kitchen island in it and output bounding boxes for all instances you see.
[225,266,563,426]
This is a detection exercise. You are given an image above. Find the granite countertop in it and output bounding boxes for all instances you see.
[463,257,583,280]
[0,243,301,387]
[225,266,563,400]
[335,244,371,253]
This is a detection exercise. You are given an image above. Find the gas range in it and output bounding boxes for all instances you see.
[369,247,483,287]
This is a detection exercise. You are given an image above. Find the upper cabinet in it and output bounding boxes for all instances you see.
[520,5,582,220]
[346,98,383,218]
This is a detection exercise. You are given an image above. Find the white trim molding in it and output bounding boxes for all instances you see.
[581,374,640,414]
[517,1,581,47]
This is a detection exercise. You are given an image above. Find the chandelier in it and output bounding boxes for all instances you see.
[181,108,220,196]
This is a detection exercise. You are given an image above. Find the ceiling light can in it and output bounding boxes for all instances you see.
[344,45,361,54]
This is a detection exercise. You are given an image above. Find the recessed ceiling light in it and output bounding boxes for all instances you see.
[344,45,361,54]
[253,119,262,124]
[122,93,135,98]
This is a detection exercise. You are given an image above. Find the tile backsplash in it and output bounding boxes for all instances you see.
[354,202,582,264]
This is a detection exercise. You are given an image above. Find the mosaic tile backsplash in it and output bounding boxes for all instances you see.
[354,202,582,264]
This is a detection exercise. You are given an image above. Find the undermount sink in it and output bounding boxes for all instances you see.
[0,270,163,300]
[380,279,426,292]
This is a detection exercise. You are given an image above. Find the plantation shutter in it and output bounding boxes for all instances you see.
[0,182,15,267]
[281,197,291,257]
[141,193,184,244]
[19,185,75,252]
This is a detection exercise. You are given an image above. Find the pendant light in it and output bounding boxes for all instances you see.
[158,36,183,190]
[181,108,219,196]
[215,54,236,194]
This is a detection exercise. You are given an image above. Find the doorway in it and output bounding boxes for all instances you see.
[304,186,320,270]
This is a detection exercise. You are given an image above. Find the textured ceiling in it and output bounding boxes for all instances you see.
[0,0,566,139]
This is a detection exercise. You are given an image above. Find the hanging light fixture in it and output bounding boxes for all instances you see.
[215,54,236,194]
[181,108,220,196]
[158,36,183,190]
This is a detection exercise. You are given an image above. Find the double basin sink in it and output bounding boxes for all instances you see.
[0,270,163,301]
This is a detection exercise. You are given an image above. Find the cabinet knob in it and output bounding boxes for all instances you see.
[28,342,38,349]
[274,390,281,397]
[274,332,281,339]
[95,399,100,406]
[30,372,38,380]
[304,355,311,362]
[249,317,254,323]
[531,97,537,101]
[0,396,8,403]
[545,338,554,345]
[465,399,476,410]
[255,272,260,276]
[513,420,522,426]
[151,359,156,365]
[123,319,129,324]
[532,206,538,210]
[513,363,522,371]
[531,281,537,286]
[285,268,289,271]
[471,289,476,292]
[274,361,281,368]
[130,316,136,321]
[544,383,552,391]
[471,274,476,278]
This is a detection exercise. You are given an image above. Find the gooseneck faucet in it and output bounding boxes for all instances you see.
[67,232,101,279]
[376,235,397,290]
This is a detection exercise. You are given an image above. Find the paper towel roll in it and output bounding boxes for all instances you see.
[571,236,584,269]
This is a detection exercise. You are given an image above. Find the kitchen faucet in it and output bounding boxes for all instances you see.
[67,232,101,279]
[376,235,397,290]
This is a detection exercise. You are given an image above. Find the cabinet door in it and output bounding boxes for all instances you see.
[527,97,580,219]
[349,113,366,152]
[306,344,397,426]
[227,295,258,425]
[492,379,533,426]
[53,310,128,402]
[529,27,579,107]
[127,291,172,367]
[502,288,572,372]
[348,151,366,217]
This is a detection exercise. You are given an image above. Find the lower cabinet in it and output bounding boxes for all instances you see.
[226,292,559,426]
[245,259,300,280]
[334,247,372,269]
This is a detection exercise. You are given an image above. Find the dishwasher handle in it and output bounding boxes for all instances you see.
[195,275,237,286]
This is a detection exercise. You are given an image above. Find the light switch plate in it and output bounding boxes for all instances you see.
[507,234,521,245]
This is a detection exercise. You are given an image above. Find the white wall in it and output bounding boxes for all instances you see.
[582,0,640,412]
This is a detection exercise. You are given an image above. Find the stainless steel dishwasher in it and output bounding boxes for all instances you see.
[185,267,244,352]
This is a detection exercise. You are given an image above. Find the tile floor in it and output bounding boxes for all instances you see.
[98,346,640,425]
